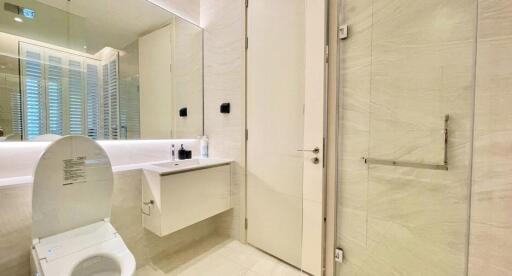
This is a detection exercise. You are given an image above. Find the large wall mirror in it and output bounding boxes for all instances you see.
[0,0,203,141]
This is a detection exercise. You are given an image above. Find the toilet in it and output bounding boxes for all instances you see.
[30,136,136,276]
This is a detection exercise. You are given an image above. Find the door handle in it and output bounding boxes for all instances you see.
[297,147,320,154]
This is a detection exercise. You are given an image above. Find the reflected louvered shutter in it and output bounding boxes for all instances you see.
[20,43,119,141]
[109,58,119,139]
[10,91,22,135]
[23,50,44,140]
[46,55,63,135]
[101,53,120,140]
[102,63,110,139]
[86,63,100,139]
[68,60,84,135]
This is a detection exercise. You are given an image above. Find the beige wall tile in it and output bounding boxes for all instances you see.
[200,0,245,240]
[469,4,512,273]
[0,184,32,276]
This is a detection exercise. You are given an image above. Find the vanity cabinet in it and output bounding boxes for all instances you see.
[142,164,231,237]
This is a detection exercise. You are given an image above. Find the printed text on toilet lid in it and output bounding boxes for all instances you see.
[63,156,86,185]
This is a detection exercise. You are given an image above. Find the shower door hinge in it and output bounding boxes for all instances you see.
[245,37,249,50]
[245,129,248,141]
[245,218,248,229]
[339,24,349,40]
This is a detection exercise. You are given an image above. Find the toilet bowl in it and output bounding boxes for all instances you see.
[30,136,136,276]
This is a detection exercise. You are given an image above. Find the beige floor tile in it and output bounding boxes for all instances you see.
[135,236,304,276]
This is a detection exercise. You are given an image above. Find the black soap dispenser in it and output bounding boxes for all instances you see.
[178,144,186,160]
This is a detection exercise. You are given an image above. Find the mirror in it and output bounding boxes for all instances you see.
[0,0,203,141]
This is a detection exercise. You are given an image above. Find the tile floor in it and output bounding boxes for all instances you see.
[135,235,307,276]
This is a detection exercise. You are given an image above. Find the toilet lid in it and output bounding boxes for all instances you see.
[32,136,114,239]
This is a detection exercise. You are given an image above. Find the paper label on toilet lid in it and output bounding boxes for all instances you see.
[63,156,86,185]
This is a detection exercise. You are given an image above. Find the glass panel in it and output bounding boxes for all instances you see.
[336,0,477,275]
[0,0,203,141]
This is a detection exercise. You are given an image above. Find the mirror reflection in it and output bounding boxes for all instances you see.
[0,0,203,141]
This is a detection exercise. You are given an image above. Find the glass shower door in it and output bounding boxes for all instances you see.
[335,0,477,275]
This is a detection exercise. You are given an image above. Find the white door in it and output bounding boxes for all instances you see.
[246,0,326,274]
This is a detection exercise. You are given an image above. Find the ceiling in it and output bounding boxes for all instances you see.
[35,0,175,53]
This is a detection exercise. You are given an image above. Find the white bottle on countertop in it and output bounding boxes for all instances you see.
[200,135,209,158]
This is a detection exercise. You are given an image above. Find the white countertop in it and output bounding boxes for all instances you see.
[140,158,232,176]
[0,158,232,189]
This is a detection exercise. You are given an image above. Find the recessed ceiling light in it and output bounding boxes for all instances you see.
[14,17,23,23]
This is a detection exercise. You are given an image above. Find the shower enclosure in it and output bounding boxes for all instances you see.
[335,0,477,275]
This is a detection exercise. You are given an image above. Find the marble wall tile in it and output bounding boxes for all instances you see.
[0,184,32,276]
[468,0,512,274]
[200,0,245,240]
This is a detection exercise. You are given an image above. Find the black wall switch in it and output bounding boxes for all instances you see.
[179,107,188,117]
[220,103,230,114]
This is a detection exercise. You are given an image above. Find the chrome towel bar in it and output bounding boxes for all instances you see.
[361,114,449,171]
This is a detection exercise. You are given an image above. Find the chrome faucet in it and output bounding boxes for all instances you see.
[171,144,176,161]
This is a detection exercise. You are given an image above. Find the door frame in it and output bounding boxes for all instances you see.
[324,0,341,275]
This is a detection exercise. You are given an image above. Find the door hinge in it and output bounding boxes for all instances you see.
[245,218,248,229]
[339,24,349,40]
[335,248,344,263]
[245,37,248,50]
[245,129,248,141]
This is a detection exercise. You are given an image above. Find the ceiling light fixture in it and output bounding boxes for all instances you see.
[14,17,23,23]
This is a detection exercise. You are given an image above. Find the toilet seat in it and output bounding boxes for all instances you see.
[32,221,135,276]
[30,136,136,276]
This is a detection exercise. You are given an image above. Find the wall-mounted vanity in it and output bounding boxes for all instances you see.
[141,159,231,237]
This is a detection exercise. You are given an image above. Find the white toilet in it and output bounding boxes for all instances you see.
[30,136,136,276]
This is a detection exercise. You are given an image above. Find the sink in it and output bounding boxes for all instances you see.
[152,159,200,170]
